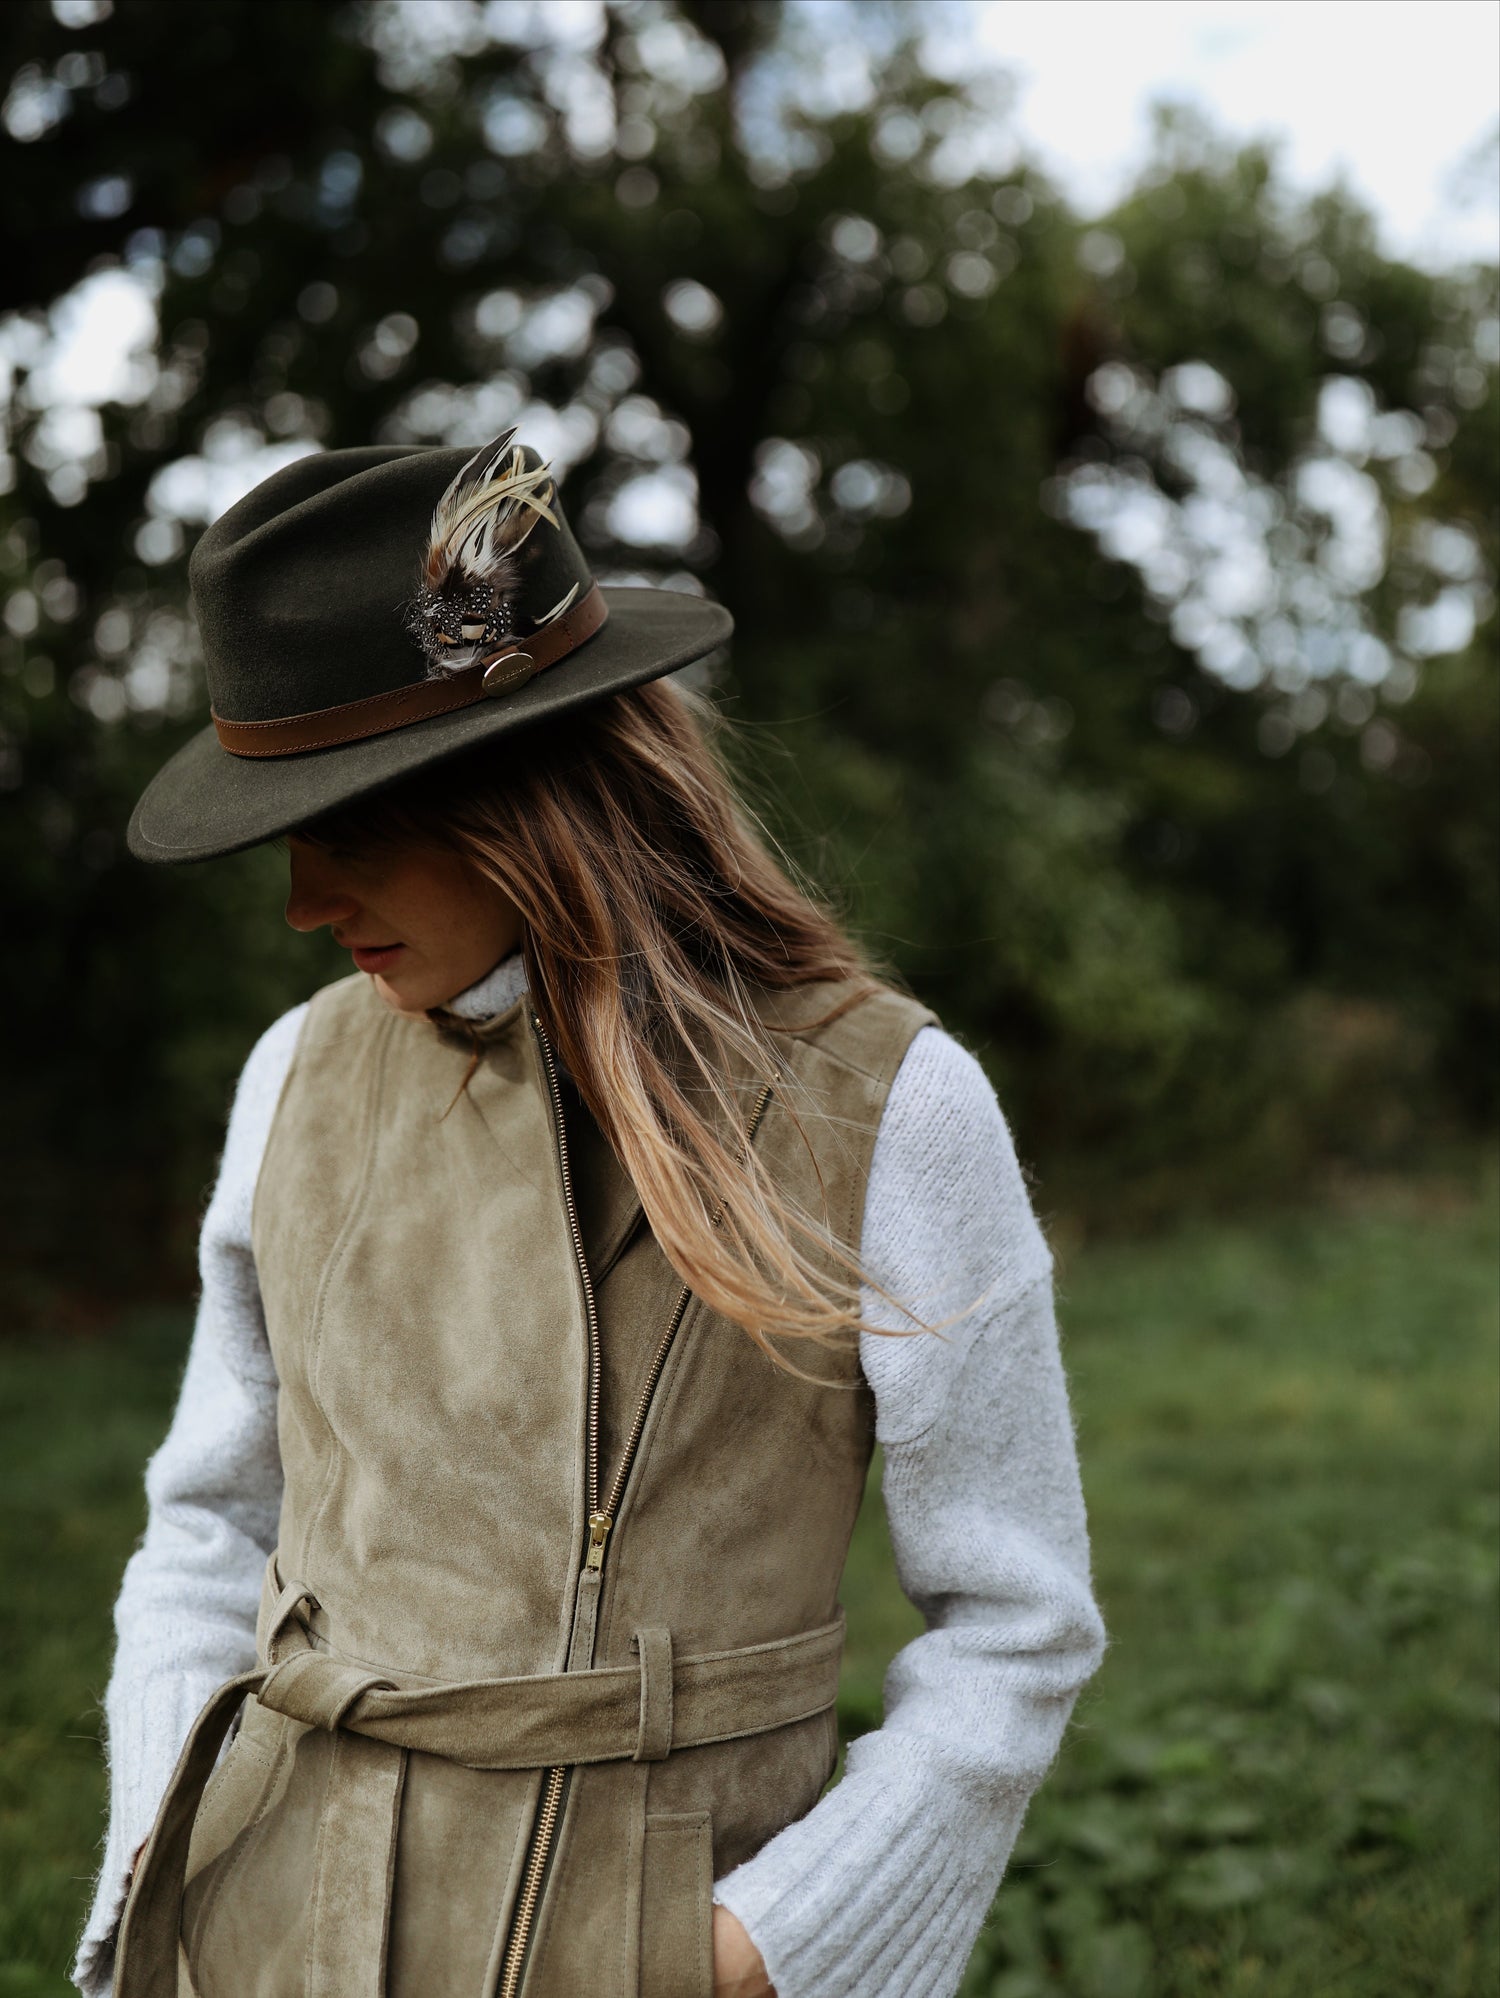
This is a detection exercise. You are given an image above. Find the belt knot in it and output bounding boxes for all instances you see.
[259,1650,396,1733]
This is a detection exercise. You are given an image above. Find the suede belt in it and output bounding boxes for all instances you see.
[210,582,608,757]
[112,1558,846,1997]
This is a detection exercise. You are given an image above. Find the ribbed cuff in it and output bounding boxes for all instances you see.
[71,1666,227,1996]
[712,1747,1021,1998]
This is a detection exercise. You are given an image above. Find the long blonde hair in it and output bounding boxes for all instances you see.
[299,679,911,1360]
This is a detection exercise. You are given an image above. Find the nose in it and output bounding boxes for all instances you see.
[284,842,361,935]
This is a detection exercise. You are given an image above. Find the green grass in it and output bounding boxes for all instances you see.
[2,1177,1496,1997]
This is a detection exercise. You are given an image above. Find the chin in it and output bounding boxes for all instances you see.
[371,973,435,1017]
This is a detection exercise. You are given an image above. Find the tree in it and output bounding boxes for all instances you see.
[1,0,1494,1303]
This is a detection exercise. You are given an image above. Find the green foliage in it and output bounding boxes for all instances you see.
[0,2,1495,1301]
[853,1173,1500,1998]
[0,1310,188,1993]
[2,1179,1494,1992]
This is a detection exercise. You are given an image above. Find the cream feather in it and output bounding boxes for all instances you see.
[421,428,558,592]
[405,428,562,677]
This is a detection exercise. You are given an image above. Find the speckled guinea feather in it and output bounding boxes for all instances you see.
[406,428,561,676]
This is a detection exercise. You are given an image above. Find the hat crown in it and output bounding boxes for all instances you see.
[190,437,594,725]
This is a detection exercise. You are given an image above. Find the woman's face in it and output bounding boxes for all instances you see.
[284,833,523,1015]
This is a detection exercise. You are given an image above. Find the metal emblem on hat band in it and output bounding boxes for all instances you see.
[481,650,536,696]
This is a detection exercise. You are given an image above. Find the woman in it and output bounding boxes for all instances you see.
[74,432,1107,1998]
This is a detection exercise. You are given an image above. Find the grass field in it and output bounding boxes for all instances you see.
[2,1173,1496,1997]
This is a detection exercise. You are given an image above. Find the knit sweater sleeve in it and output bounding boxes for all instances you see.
[70,1003,307,1998]
[712,1024,1109,1998]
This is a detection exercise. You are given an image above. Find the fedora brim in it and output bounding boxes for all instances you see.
[127,586,732,865]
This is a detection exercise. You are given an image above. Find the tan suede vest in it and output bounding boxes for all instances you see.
[122,971,933,1998]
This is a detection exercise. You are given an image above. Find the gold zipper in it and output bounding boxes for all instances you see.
[496,1763,566,1998]
[596,1073,774,1532]
[534,1020,605,1518]
[496,1016,599,1998]
[496,1016,773,1997]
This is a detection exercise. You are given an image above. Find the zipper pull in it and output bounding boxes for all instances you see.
[585,1511,613,1572]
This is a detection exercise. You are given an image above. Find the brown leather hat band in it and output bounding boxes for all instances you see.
[211,584,608,758]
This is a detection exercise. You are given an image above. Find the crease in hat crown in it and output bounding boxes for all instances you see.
[191,429,599,732]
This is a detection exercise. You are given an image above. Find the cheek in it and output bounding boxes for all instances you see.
[389,859,507,953]
[458,876,513,940]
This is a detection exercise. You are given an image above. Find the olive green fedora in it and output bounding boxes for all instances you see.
[126,429,732,864]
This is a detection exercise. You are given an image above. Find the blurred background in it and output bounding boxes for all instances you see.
[0,2,1495,1993]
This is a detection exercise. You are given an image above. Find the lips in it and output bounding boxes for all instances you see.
[349,943,405,974]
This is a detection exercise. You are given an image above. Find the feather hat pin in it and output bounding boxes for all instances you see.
[404,427,581,678]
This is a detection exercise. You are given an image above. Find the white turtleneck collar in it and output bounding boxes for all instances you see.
[442,948,531,1023]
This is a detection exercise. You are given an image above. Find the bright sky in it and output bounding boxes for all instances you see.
[961,0,1499,271]
[6,0,1494,515]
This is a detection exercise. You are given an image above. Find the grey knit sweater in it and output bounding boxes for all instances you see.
[73,954,1107,1998]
